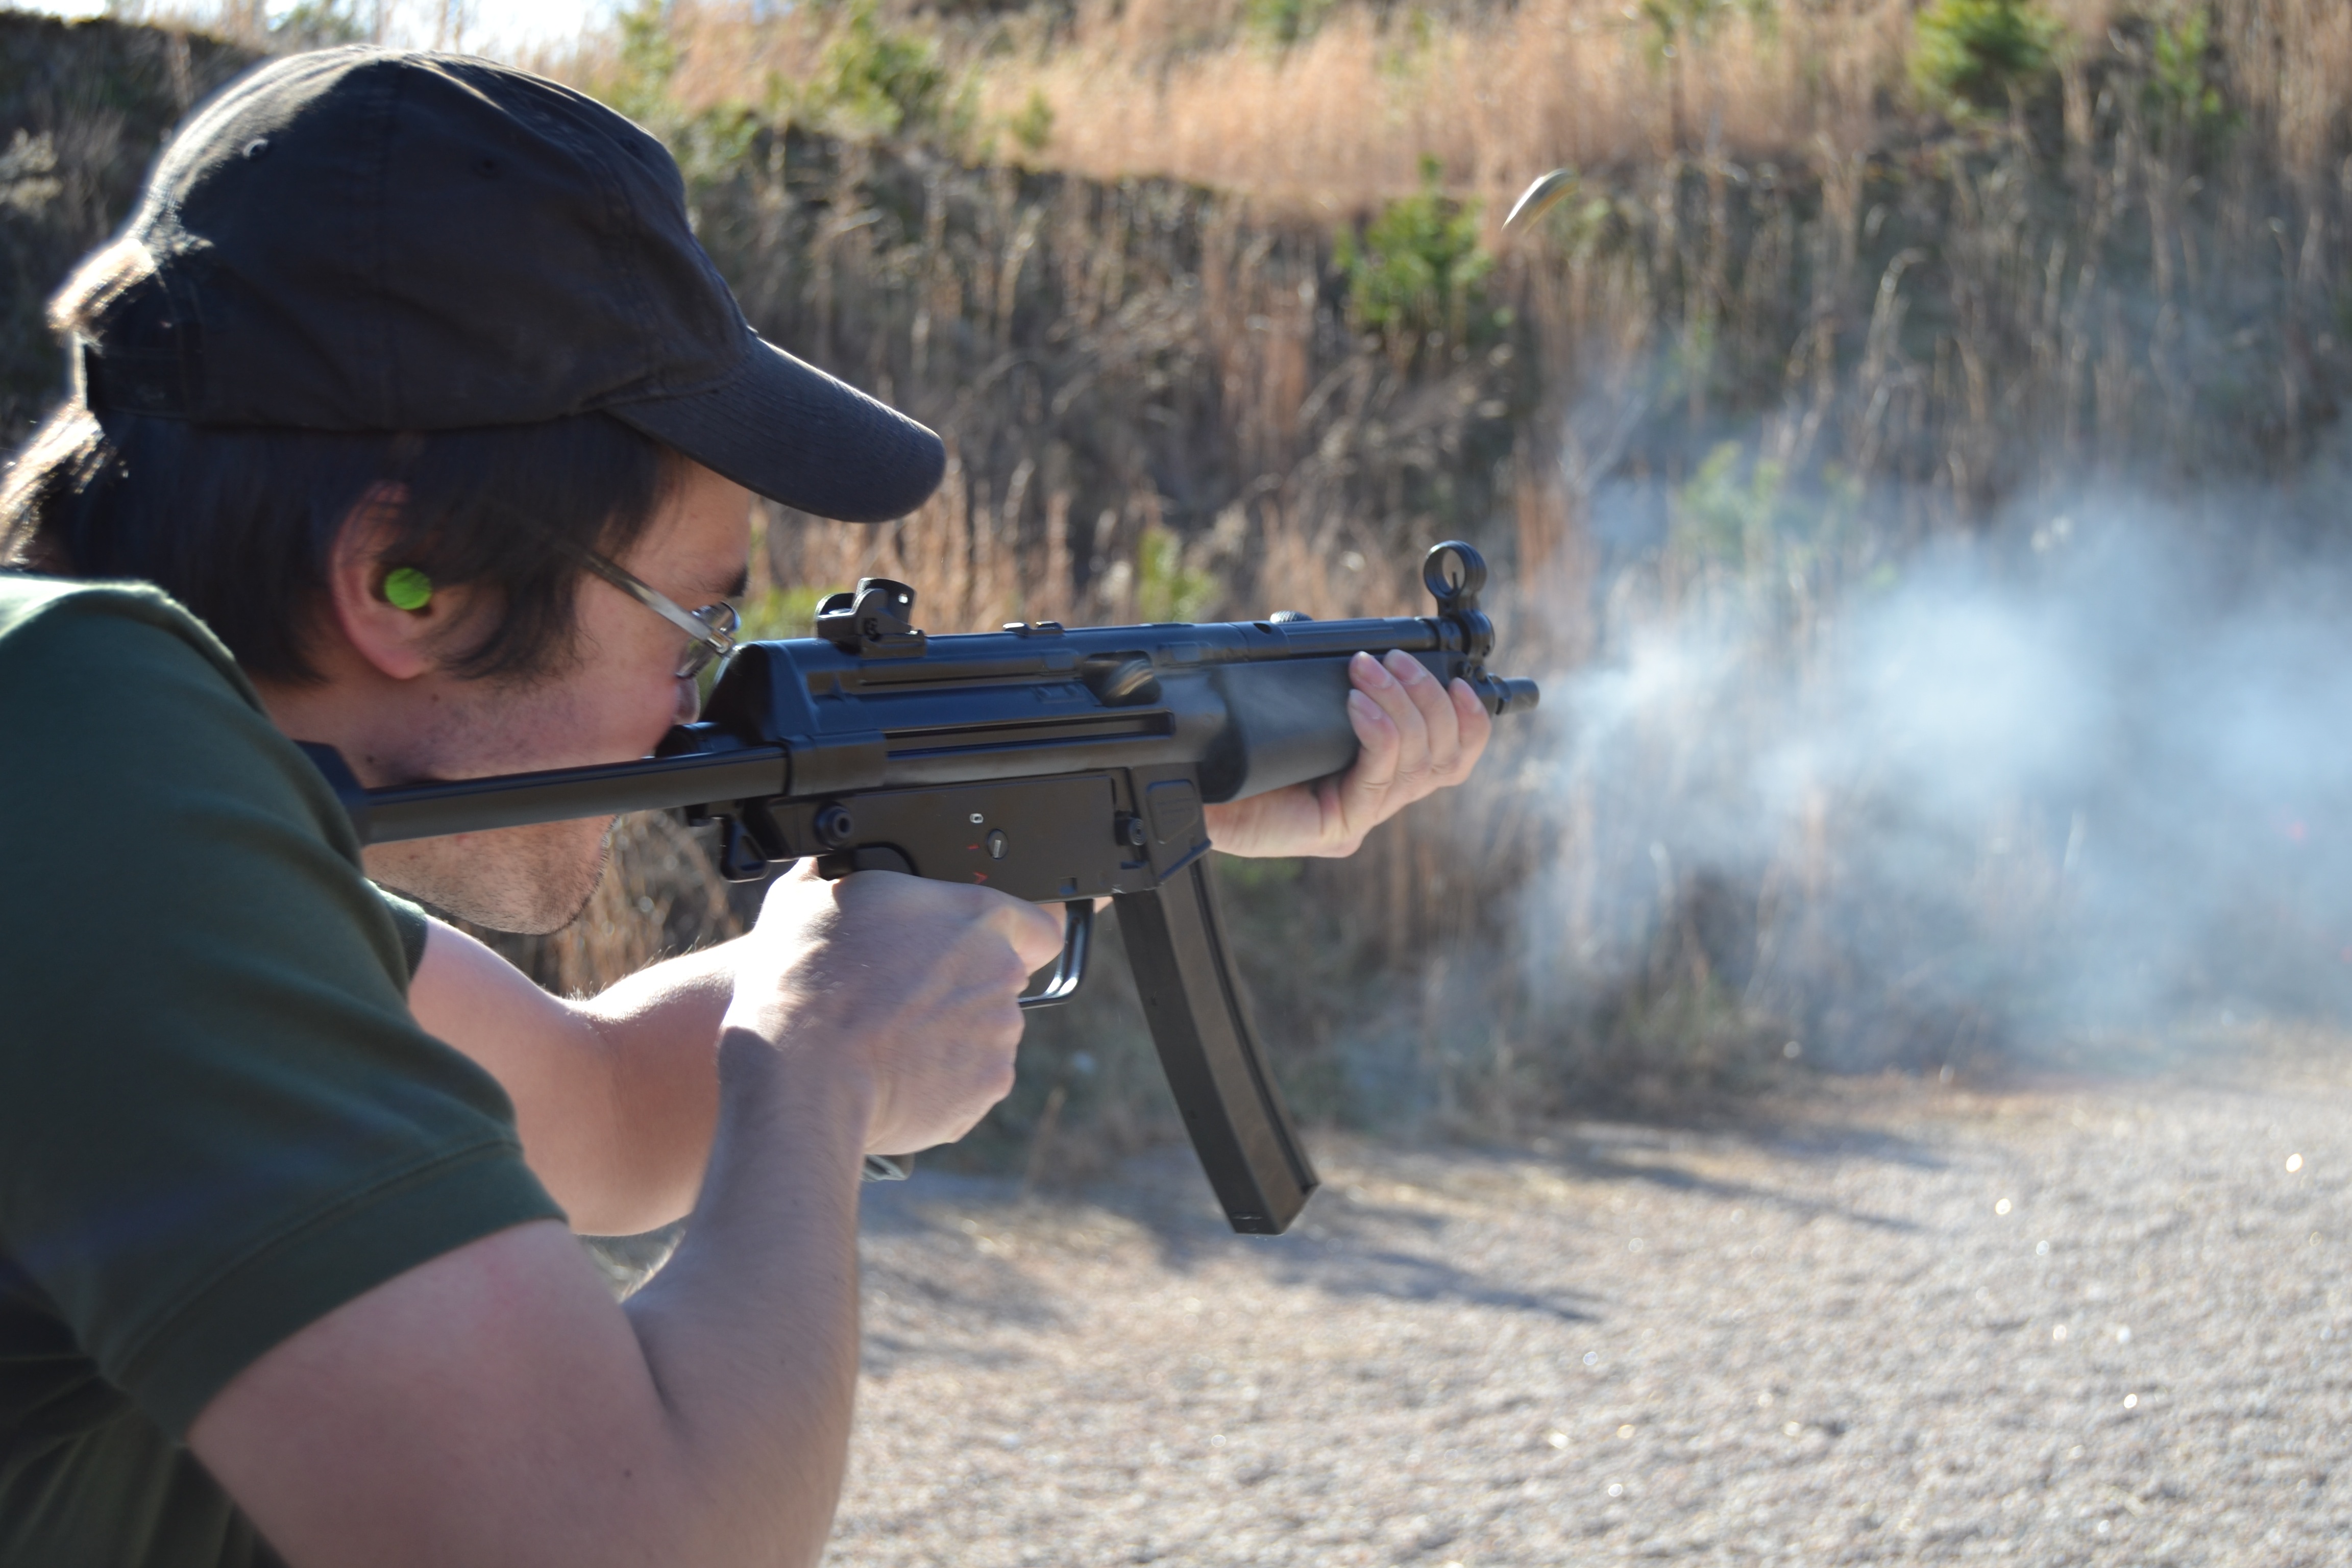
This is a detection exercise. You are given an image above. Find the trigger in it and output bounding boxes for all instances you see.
[1018,899,1094,1009]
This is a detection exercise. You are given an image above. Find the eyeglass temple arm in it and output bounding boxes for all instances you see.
[574,550,735,652]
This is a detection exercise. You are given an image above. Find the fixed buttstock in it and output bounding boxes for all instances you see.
[1114,858,1318,1234]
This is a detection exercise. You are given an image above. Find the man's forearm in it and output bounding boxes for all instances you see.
[412,919,738,1235]
[569,938,737,1230]
[620,1031,870,1566]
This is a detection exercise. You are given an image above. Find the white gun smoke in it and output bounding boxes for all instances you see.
[1516,485,2352,1071]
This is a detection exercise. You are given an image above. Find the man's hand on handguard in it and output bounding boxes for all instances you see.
[1204,648,1493,859]
[731,862,1066,1156]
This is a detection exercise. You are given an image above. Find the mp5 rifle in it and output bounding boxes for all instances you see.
[306,540,1537,1235]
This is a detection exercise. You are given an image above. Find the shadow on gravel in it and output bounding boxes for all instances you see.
[1267,1237,1597,1322]
[1029,1150,1606,1322]
[1566,1112,1952,1170]
[1348,1124,1933,1236]
[1539,1144,1924,1235]
[850,1110,1941,1333]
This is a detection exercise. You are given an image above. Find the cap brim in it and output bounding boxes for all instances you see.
[609,334,945,523]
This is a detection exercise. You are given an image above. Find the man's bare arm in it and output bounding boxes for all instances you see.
[406,920,731,1236]
[191,870,1064,1568]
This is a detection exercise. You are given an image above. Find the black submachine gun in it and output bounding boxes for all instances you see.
[309,541,1538,1234]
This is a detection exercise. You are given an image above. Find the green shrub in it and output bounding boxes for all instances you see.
[806,0,946,139]
[1637,0,1775,64]
[267,0,367,48]
[1909,0,2062,116]
[607,0,681,128]
[732,584,828,644]
[1243,0,1336,48]
[1335,156,1494,350]
[1009,87,1054,158]
[1670,441,1860,589]
[1673,440,1786,567]
[1133,526,1217,624]
[609,0,944,163]
[2146,4,2233,150]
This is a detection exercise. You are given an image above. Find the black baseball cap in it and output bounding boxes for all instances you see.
[64,46,944,523]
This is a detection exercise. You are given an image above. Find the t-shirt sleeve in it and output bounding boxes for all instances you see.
[377,887,432,982]
[0,594,566,1439]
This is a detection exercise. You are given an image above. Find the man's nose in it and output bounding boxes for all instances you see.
[674,676,702,725]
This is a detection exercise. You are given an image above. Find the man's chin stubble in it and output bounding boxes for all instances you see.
[364,819,614,936]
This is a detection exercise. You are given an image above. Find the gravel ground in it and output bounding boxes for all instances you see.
[829,1037,2352,1566]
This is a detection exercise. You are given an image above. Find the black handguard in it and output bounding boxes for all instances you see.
[306,542,1538,1234]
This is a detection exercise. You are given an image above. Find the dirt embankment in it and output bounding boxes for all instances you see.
[832,1042,2352,1566]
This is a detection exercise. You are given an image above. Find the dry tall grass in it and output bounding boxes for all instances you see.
[552,0,2352,219]
[14,5,2352,1164]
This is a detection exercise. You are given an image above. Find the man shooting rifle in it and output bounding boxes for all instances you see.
[0,47,1493,1568]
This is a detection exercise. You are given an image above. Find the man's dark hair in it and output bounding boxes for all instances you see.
[0,400,676,684]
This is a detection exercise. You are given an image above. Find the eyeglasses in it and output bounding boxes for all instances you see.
[573,549,740,681]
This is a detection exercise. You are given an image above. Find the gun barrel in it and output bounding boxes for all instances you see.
[1494,677,1541,712]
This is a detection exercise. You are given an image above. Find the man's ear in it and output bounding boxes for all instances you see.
[324,485,468,681]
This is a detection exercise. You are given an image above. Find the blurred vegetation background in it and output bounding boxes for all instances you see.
[8,0,2352,1184]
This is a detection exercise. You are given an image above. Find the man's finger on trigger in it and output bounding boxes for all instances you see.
[1001,897,1069,973]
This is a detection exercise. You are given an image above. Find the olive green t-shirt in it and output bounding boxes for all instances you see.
[0,577,566,1566]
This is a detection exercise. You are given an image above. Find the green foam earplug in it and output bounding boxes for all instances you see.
[383,567,433,611]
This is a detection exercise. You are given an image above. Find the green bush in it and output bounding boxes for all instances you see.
[732,584,828,643]
[1670,440,1860,591]
[1637,0,1775,64]
[1673,440,1787,568]
[1909,0,2062,116]
[267,0,367,48]
[607,0,681,128]
[806,0,946,139]
[2146,4,2233,150]
[1009,87,1054,158]
[604,0,943,180]
[1133,526,1217,624]
[1335,156,1494,350]
[1243,0,1336,48]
